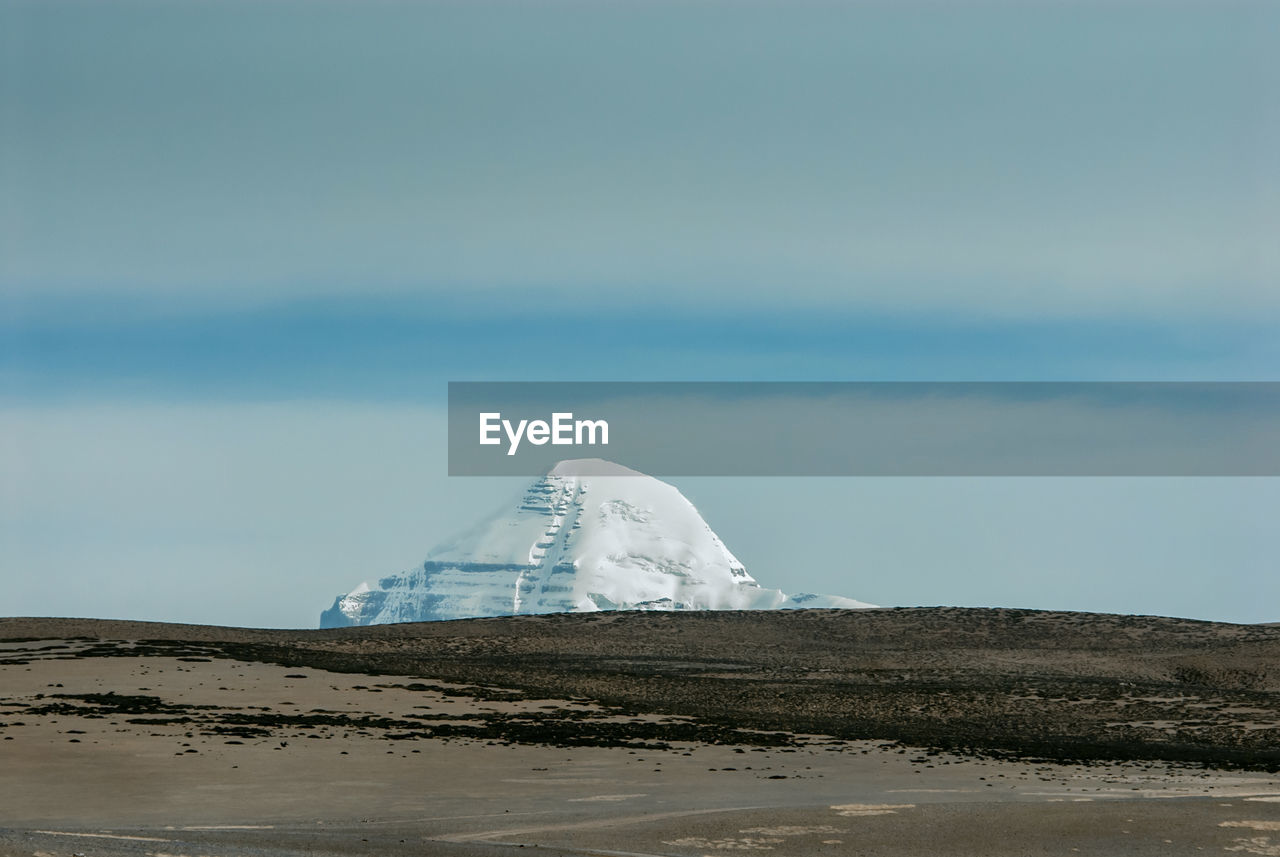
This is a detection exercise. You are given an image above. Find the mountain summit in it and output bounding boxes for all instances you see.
[320,459,872,627]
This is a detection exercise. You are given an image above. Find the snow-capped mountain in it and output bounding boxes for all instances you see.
[320,459,873,627]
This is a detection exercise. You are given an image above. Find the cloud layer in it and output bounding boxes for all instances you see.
[3,1,1277,318]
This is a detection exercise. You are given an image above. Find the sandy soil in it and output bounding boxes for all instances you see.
[2,611,1279,856]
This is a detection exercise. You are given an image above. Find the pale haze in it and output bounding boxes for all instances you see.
[2,1,1277,626]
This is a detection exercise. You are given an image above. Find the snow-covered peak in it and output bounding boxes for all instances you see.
[320,460,873,627]
[427,459,746,574]
[547,458,644,477]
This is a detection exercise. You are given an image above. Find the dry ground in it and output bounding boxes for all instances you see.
[2,608,1279,856]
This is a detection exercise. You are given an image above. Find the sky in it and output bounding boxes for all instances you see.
[2,0,1277,626]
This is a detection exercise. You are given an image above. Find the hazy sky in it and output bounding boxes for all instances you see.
[2,0,1277,625]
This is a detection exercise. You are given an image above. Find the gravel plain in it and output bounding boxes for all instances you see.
[2,608,1279,856]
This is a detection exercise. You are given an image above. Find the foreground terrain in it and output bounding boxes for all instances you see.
[2,608,1279,856]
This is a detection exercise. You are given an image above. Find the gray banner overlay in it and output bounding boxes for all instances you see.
[448,382,1280,476]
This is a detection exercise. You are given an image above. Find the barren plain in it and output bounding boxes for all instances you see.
[2,608,1278,856]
